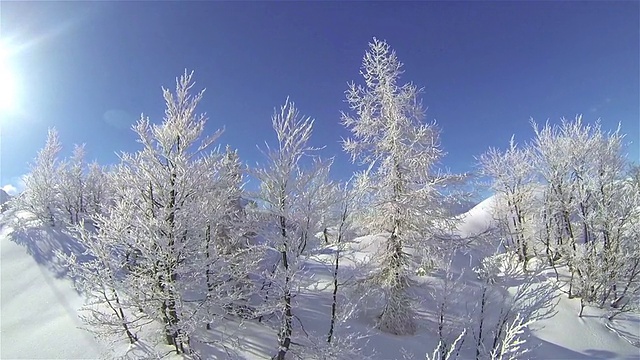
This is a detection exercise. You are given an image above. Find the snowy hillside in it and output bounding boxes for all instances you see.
[457,198,639,359]
[1,198,638,359]
[0,189,10,211]
[454,195,497,238]
[0,212,104,359]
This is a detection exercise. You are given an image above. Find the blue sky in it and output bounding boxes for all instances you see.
[1,1,638,194]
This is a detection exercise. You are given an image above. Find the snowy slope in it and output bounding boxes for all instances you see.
[455,195,497,238]
[1,201,639,359]
[0,212,104,359]
[454,196,640,359]
[532,292,640,359]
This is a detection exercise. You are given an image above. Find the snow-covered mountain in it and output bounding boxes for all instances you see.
[0,189,10,211]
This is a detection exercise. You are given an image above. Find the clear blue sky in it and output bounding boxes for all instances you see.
[1,1,638,194]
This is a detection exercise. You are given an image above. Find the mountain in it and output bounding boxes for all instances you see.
[0,189,11,212]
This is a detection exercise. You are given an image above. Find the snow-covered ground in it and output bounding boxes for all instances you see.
[0,212,104,359]
[1,201,638,359]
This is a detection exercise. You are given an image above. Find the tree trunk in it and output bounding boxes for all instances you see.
[276,184,293,360]
[475,285,487,360]
[327,244,339,343]
[110,287,137,344]
[205,224,213,330]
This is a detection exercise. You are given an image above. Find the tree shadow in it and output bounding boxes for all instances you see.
[605,314,640,348]
[3,214,91,289]
[196,318,275,359]
[529,335,637,360]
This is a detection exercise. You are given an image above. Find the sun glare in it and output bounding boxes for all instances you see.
[0,43,17,113]
[0,65,16,112]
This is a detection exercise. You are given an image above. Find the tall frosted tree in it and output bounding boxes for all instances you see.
[213,145,245,255]
[252,99,334,359]
[84,161,111,218]
[342,38,456,335]
[204,144,254,323]
[20,128,63,226]
[81,71,233,354]
[478,137,535,267]
[58,144,87,225]
[530,118,587,259]
[58,72,257,354]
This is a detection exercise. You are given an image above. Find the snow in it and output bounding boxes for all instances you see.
[0,212,104,359]
[531,291,639,359]
[1,202,639,359]
[454,195,497,238]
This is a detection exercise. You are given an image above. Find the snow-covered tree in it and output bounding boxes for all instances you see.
[120,71,227,353]
[17,131,110,228]
[530,117,639,311]
[250,99,334,359]
[479,116,638,319]
[472,252,556,360]
[478,137,536,267]
[70,71,245,355]
[297,157,335,255]
[563,121,639,314]
[607,166,640,319]
[58,220,142,345]
[342,38,456,335]
[324,183,350,343]
[58,144,87,225]
[531,118,590,265]
[204,145,256,323]
[84,161,111,218]
[214,145,245,254]
[19,128,63,226]
[489,314,532,360]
